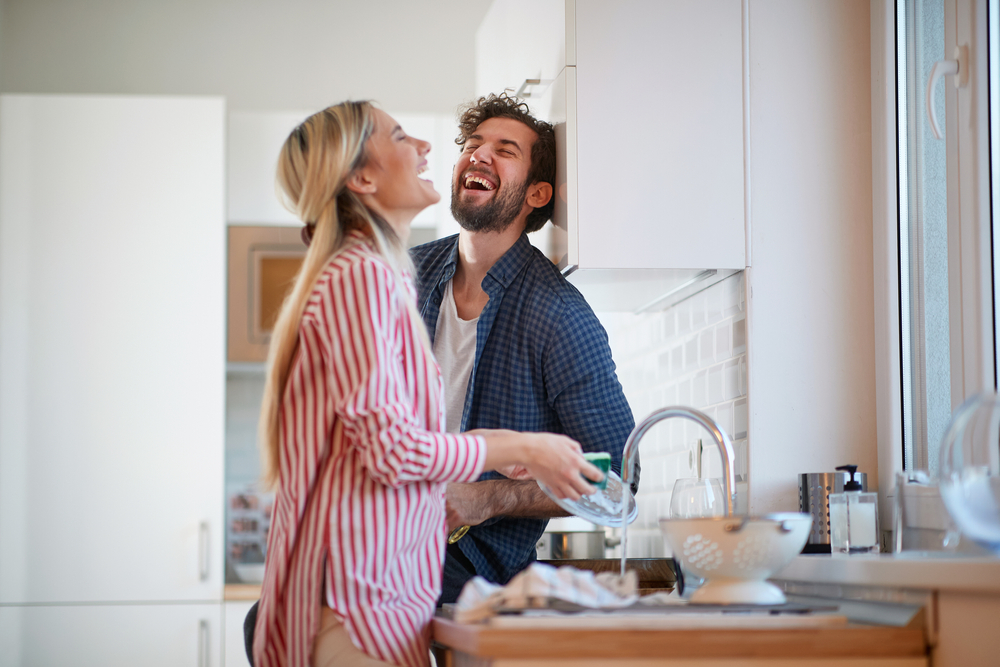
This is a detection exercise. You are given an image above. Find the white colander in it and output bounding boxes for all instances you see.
[658,512,812,604]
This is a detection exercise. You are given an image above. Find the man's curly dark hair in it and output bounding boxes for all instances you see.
[455,92,556,233]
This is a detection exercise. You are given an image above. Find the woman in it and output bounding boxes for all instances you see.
[252,101,601,667]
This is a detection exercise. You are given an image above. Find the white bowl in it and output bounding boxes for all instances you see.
[234,563,265,583]
[658,513,812,604]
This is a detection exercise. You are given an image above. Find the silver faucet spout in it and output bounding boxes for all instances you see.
[621,406,736,517]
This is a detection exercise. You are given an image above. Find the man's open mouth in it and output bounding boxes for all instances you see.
[463,172,496,191]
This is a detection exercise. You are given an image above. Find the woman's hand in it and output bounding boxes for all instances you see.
[521,433,602,500]
[474,429,603,501]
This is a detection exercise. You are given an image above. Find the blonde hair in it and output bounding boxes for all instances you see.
[259,101,429,488]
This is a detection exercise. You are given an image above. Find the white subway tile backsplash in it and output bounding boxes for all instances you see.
[734,398,748,438]
[735,439,748,479]
[707,285,724,326]
[598,273,747,557]
[724,359,740,401]
[716,322,731,358]
[691,293,706,330]
[658,351,671,380]
[699,329,714,366]
[708,363,724,404]
[715,401,733,438]
[663,310,677,339]
[684,338,698,371]
[677,378,692,405]
[692,369,707,407]
[733,317,746,353]
[677,304,692,335]
[724,276,742,317]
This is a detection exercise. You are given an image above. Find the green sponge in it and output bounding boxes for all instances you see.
[583,452,611,490]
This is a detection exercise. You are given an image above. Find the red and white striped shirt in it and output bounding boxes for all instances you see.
[253,232,487,667]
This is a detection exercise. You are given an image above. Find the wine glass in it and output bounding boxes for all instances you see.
[669,478,726,519]
[939,392,1000,553]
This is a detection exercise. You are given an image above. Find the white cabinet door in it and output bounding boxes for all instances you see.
[574,0,745,270]
[224,601,255,667]
[0,95,226,603]
[0,604,222,667]
[476,1,747,274]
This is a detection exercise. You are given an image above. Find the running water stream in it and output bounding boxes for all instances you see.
[620,480,632,576]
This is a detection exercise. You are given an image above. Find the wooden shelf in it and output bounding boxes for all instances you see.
[225,583,261,601]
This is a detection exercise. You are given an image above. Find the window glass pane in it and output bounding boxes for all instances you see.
[898,0,951,475]
[991,0,1000,383]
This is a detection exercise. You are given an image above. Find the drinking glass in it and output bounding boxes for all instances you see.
[893,470,960,554]
[669,478,726,519]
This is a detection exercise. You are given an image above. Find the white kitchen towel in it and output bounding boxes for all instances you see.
[453,562,639,623]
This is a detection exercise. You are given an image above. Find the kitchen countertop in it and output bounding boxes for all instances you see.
[775,554,1000,593]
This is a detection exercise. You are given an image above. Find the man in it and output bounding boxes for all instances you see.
[411,92,639,603]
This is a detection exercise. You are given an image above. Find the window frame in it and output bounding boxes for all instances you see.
[875,0,997,524]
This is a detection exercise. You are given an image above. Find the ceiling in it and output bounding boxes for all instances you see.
[0,0,493,114]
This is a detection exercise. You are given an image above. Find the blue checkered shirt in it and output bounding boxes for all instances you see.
[411,233,638,586]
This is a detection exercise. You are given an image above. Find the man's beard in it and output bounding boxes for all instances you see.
[450,173,529,234]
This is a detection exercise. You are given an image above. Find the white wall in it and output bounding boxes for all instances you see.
[0,0,488,115]
[746,1,877,513]
[228,109,463,235]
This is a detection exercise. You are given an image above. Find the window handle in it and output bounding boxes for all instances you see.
[925,45,969,140]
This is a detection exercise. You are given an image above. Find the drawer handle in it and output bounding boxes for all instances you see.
[199,521,210,582]
[198,619,210,667]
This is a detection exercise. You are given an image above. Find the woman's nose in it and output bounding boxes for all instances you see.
[417,138,431,155]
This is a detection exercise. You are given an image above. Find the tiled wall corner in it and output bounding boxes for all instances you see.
[597,272,748,558]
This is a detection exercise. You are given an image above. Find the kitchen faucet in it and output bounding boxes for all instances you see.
[621,406,737,518]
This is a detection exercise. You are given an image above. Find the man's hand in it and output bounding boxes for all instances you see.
[494,464,533,480]
[444,482,495,530]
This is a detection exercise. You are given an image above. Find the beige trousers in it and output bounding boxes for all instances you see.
[312,607,398,667]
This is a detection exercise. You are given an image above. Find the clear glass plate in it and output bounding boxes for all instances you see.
[537,470,638,527]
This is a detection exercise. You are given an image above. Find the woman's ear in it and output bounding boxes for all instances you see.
[526,181,553,209]
[345,169,377,195]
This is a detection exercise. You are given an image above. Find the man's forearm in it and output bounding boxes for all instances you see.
[481,479,570,519]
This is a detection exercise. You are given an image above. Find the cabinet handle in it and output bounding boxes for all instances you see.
[515,79,542,99]
[198,619,210,667]
[198,521,210,582]
[925,45,968,140]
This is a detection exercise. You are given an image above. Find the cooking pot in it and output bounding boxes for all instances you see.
[536,517,611,560]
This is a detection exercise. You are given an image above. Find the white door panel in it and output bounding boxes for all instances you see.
[0,604,222,667]
[0,95,226,603]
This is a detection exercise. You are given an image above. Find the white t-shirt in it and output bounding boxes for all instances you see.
[433,279,479,434]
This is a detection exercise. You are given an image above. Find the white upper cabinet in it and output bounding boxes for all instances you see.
[476,0,747,288]
[0,95,226,603]
[574,0,745,271]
